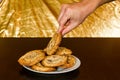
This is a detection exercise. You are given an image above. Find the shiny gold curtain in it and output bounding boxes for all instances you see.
[0,0,120,37]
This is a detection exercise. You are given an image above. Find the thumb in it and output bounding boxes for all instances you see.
[57,26,64,33]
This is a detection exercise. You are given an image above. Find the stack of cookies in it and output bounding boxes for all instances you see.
[18,33,76,72]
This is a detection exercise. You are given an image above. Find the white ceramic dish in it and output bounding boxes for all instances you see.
[23,56,81,74]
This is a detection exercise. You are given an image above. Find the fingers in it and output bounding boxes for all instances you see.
[57,25,64,33]
[62,22,78,35]
[57,3,82,35]
[59,12,70,26]
[58,4,71,33]
[58,5,67,22]
[57,2,93,36]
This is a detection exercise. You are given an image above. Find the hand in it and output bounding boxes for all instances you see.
[57,0,103,35]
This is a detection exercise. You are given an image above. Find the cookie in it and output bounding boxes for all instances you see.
[18,50,45,66]
[42,55,67,67]
[56,47,72,55]
[59,55,76,69]
[44,33,62,55]
[31,63,56,72]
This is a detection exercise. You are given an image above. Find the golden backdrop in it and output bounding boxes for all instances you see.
[0,0,120,37]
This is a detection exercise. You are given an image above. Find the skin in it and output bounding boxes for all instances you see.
[57,0,114,35]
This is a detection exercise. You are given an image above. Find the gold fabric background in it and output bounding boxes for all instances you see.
[0,0,120,37]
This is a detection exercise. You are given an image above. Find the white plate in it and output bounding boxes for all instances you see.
[23,56,81,74]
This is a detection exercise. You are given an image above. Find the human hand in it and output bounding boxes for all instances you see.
[57,0,102,35]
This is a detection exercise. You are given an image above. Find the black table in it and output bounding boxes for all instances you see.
[0,38,120,80]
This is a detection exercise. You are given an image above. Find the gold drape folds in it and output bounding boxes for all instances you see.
[0,0,120,37]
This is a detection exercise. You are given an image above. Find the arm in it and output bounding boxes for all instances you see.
[57,0,114,35]
[100,0,114,4]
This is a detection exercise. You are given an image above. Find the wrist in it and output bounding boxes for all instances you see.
[80,0,114,13]
[78,0,102,16]
[82,0,102,10]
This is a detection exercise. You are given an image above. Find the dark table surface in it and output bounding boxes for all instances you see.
[0,38,120,80]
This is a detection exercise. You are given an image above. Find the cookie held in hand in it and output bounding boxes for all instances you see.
[44,33,62,55]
